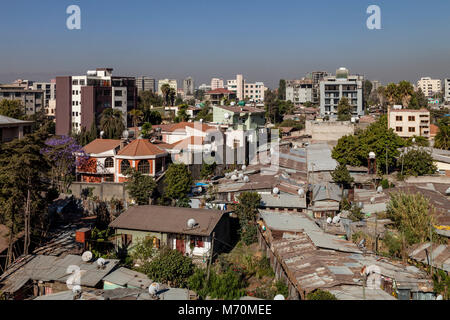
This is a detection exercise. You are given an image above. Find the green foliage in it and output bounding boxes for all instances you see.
[235,192,261,245]
[194,105,213,122]
[306,289,337,300]
[380,179,390,190]
[382,231,402,258]
[278,119,305,130]
[175,104,189,123]
[348,205,364,222]
[331,163,354,188]
[278,79,286,100]
[188,267,246,300]
[100,108,125,139]
[398,148,437,177]
[200,162,216,179]
[434,117,449,150]
[138,90,164,109]
[337,97,352,121]
[141,246,195,287]
[164,163,193,205]
[89,227,115,259]
[124,168,156,205]
[432,269,450,300]
[387,192,435,245]
[141,122,153,139]
[0,100,25,119]
[405,135,429,147]
[131,237,157,264]
[340,197,351,211]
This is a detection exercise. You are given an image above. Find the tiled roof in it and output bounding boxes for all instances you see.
[215,105,265,114]
[206,88,234,95]
[165,136,205,150]
[162,122,215,133]
[82,139,121,154]
[117,139,166,157]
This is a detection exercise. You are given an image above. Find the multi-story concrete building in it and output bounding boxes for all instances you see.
[0,84,44,116]
[157,79,177,96]
[444,78,450,104]
[31,80,56,119]
[55,68,137,136]
[286,79,313,104]
[310,71,330,104]
[388,107,430,139]
[319,67,364,117]
[227,75,265,102]
[183,77,195,96]
[198,83,212,92]
[136,76,156,93]
[417,77,441,97]
[211,78,224,90]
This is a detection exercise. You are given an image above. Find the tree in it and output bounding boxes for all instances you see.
[160,84,171,106]
[337,97,352,121]
[141,122,153,139]
[278,79,286,100]
[363,80,373,108]
[129,109,143,128]
[140,246,195,287]
[387,192,435,247]
[0,100,25,119]
[331,164,354,189]
[235,192,261,245]
[169,88,176,106]
[143,109,162,125]
[434,118,449,150]
[124,168,156,205]
[138,90,163,109]
[332,135,362,166]
[398,148,437,177]
[306,289,337,300]
[200,162,216,180]
[100,108,125,139]
[264,89,283,124]
[164,163,193,206]
[175,104,189,123]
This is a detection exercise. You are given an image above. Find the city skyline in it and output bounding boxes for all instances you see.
[0,0,450,88]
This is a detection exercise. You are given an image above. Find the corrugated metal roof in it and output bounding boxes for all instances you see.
[103,267,152,289]
[306,143,338,172]
[408,242,450,272]
[260,193,306,209]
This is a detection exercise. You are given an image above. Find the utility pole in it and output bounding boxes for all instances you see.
[429,222,433,276]
[374,212,378,254]
[206,232,215,283]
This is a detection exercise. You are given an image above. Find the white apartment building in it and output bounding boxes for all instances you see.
[158,79,177,96]
[417,77,441,97]
[286,79,314,103]
[70,69,128,132]
[210,78,224,90]
[444,78,450,104]
[227,74,265,102]
[388,106,430,139]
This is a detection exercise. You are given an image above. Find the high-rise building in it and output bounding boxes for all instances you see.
[0,83,44,116]
[157,79,177,96]
[417,77,441,97]
[227,74,265,102]
[55,68,137,136]
[210,78,224,90]
[183,77,195,96]
[319,67,364,117]
[286,79,314,104]
[444,78,450,104]
[136,76,156,93]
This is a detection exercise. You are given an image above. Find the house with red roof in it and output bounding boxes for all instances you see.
[204,88,236,105]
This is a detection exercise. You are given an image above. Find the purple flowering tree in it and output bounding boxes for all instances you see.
[41,135,89,193]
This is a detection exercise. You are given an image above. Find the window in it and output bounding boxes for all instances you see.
[115,90,122,96]
[191,236,204,248]
[104,157,114,168]
[115,101,122,107]
[137,160,150,174]
[120,159,130,173]
[408,116,415,121]
[408,127,416,132]
[396,116,403,121]
[396,127,403,132]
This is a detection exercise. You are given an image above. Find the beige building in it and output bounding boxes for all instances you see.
[388,107,430,139]
[417,77,441,97]
[227,74,265,102]
[210,78,224,90]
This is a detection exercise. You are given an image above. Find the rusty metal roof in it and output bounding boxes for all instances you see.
[408,242,450,272]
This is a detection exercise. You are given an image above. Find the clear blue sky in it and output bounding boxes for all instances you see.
[0,0,449,88]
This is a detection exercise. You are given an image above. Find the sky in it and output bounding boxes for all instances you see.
[0,0,449,88]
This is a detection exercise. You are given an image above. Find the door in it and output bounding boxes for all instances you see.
[176,236,185,255]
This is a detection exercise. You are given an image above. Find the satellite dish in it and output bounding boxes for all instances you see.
[200,119,203,123]
[298,189,305,197]
[82,251,93,262]
[272,187,279,194]
[370,197,375,204]
[436,295,443,300]
[97,258,106,267]
[327,217,332,224]
[72,285,82,294]
[243,176,249,183]
[122,130,129,139]
[332,216,340,224]
[357,202,364,208]
[231,175,238,181]
[224,113,230,119]
[149,283,160,295]
[274,294,285,300]
[187,218,197,228]
[238,173,244,179]
[242,165,247,171]
[377,186,383,193]
[100,131,105,138]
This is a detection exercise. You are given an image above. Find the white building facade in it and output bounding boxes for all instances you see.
[417,77,441,97]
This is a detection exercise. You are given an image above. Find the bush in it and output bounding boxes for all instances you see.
[381,231,402,258]
[306,289,337,300]
[140,246,195,287]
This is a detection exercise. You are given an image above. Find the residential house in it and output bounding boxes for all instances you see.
[0,115,33,143]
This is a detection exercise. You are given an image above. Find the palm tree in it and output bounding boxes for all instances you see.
[161,84,171,106]
[169,88,176,106]
[434,118,449,150]
[100,108,125,139]
[129,109,144,128]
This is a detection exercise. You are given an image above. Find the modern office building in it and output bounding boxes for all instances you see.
[227,75,265,102]
[157,79,177,96]
[183,77,195,96]
[417,77,441,97]
[319,67,364,117]
[388,106,430,139]
[211,78,224,90]
[444,78,450,104]
[286,79,314,104]
[0,84,44,116]
[136,76,156,93]
[55,68,137,136]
